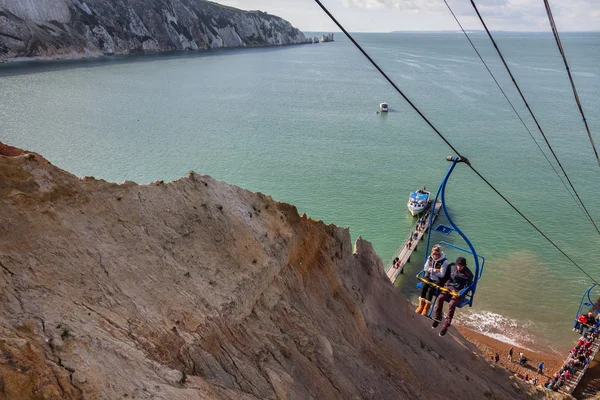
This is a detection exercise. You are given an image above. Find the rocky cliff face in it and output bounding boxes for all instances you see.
[0,0,307,61]
[0,143,563,400]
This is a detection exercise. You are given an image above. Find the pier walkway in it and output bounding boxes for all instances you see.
[560,336,600,395]
[386,200,442,285]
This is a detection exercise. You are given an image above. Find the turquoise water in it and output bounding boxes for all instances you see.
[2,32,599,353]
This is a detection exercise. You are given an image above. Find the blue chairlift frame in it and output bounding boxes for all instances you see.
[416,156,484,311]
[574,283,600,330]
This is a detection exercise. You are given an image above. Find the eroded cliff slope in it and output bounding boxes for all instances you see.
[0,143,562,399]
[0,0,307,61]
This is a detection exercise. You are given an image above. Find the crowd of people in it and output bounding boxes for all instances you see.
[543,316,599,392]
[504,314,600,392]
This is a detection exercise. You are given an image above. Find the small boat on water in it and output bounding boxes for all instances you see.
[379,102,389,112]
[407,187,431,216]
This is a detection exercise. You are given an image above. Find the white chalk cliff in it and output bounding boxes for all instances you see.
[0,0,308,61]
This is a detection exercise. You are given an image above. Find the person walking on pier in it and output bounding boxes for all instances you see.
[415,245,448,316]
[431,256,473,336]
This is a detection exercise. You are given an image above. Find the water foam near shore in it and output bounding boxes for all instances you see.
[457,310,570,358]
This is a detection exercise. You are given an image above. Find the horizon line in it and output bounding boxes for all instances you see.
[302,29,600,34]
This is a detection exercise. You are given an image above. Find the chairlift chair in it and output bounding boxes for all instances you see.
[415,156,485,316]
[573,283,600,331]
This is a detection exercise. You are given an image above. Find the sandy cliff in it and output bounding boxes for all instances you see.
[0,143,565,399]
[0,0,307,61]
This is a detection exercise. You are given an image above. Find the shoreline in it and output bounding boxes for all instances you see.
[0,41,324,64]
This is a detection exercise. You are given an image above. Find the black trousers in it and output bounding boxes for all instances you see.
[420,279,438,301]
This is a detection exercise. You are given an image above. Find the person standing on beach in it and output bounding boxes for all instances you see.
[538,362,544,375]
[494,353,499,363]
[508,347,513,362]
[519,352,527,367]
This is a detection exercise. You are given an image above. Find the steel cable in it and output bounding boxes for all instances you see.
[543,0,599,167]
[469,0,599,235]
[312,0,599,284]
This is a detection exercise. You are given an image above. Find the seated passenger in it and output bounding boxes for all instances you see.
[431,256,473,336]
[574,314,589,334]
[415,245,448,316]
[587,311,597,326]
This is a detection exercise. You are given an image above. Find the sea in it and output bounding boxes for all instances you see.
[1,32,599,355]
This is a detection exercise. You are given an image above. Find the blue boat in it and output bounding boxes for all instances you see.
[407,187,431,216]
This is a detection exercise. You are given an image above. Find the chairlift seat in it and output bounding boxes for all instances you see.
[416,277,474,308]
[434,224,454,235]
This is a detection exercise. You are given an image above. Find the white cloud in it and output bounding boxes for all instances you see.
[343,0,444,12]
[216,0,600,32]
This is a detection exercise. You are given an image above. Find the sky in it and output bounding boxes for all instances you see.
[218,0,600,32]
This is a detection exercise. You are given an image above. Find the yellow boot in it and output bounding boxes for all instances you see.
[415,297,426,314]
[421,300,432,316]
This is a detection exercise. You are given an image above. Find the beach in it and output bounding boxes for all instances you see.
[460,326,600,397]
[458,326,564,385]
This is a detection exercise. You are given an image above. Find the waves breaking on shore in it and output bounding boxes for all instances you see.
[456,310,562,356]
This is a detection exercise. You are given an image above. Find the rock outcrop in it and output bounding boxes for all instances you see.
[0,0,307,61]
[0,143,563,399]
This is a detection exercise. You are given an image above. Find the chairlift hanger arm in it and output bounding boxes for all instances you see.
[438,157,481,278]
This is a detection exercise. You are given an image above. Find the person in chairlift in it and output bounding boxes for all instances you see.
[431,256,473,337]
[415,244,449,316]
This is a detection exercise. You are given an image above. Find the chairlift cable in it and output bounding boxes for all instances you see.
[442,0,587,219]
[543,0,600,167]
[312,0,599,284]
[470,0,600,235]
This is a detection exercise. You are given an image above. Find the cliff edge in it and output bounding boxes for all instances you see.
[0,143,563,399]
[0,0,307,61]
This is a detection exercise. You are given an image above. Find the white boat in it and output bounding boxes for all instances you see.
[379,102,389,112]
[407,187,431,216]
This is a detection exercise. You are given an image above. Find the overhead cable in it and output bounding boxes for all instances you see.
[470,0,599,235]
[312,0,598,284]
[442,0,586,218]
[543,0,599,166]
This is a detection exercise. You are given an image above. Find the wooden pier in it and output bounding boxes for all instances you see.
[560,337,600,395]
[386,200,442,285]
